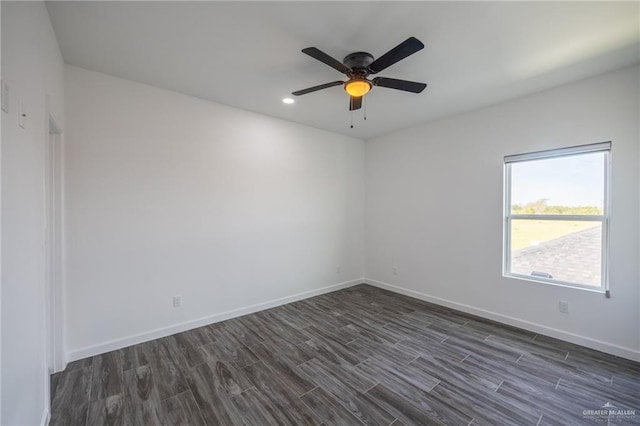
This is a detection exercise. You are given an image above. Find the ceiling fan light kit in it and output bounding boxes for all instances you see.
[344,79,371,97]
[292,37,427,117]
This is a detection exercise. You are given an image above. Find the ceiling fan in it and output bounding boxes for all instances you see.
[292,37,427,111]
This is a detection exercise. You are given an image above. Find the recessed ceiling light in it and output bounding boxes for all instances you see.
[282,98,295,104]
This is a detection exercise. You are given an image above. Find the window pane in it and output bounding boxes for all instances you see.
[509,220,601,287]
[510,152,604,215]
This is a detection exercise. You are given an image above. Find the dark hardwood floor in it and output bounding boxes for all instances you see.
[50,284,640,425]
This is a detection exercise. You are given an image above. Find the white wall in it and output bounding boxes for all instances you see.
[1,2,3,421]
[64,66,364,359]
[1,2,66,425]
[365,66,640,360]
[1,2,4,421]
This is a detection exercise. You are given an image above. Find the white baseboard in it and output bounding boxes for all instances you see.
[66,278,364,362]
[40,409,50,426]
[67,277,639,363]
[365,278,640,362]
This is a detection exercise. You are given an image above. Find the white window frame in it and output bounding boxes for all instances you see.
[503,142,611,295]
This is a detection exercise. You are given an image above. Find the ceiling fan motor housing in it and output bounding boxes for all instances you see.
[343,52,374,75]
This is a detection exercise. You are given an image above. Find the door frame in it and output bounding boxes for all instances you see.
[44,111,65,376]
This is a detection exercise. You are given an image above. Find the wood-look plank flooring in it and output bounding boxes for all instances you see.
[51,284,640,425]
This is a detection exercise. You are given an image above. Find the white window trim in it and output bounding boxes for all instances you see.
[502,142,611,296]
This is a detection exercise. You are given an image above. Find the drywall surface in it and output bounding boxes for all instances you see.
[365,66,639,359]
[1,1,65,424]
[1,3,3,421]
[64,66,364,357]
[1,2,3,422]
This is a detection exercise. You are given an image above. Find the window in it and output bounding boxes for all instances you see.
[503,142,610,293]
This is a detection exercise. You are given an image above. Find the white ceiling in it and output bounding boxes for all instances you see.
[46,1,639,139]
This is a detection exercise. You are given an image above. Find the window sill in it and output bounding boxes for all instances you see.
[503,272,607,295]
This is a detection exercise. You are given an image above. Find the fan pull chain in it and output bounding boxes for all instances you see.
[364,96,367,121]
[350,111,354,128]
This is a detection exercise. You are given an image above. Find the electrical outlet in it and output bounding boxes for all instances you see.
[559,300,569,314]
[392,266,399,275]
[173,295,182,308]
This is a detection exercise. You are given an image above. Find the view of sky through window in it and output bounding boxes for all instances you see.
[511,152,604,209]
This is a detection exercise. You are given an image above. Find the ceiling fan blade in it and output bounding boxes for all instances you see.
[349,96,362,111]
[372,77,427,93]
[368,37,425,74]
[292,80,344,96]
[302,47,351,74]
